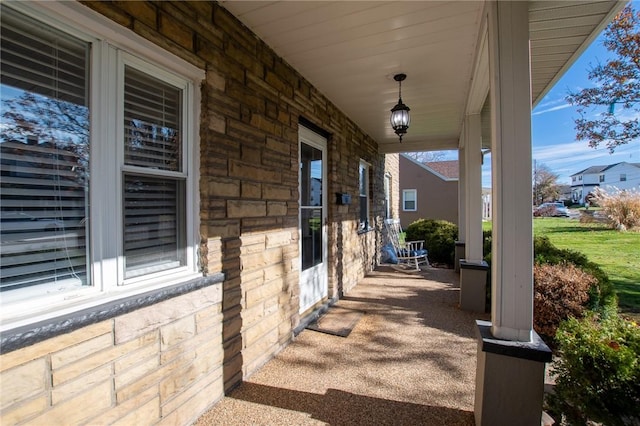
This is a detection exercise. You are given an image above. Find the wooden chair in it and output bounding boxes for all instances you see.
[383,219,429,271]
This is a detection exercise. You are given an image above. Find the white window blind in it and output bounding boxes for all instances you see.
[0,1,203,329]
[403,189,417,211]
[1,6,90,291]
[359,161,369,229]
[124,67,182,171]
[123,67,186,278]
[123,175,185,278]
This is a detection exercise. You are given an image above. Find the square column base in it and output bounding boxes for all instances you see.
[475,320,552,426]
[454,241,465,274]
[459,260,488,312]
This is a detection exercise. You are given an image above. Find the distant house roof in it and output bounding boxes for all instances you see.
[424,160,459,179]
[571,162,640,176]
[571,165,608,176]
[399,154,458,181]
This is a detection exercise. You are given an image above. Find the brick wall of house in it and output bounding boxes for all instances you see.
[1,1,394,424]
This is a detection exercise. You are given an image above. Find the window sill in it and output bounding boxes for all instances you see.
[357,227,375,235]
[0,273,224,354]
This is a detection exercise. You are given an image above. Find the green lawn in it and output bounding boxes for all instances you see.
[532,218,640,315]
[483,218,639,314]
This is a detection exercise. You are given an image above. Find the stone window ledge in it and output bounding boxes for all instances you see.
[357,227,375,235]
[0,273,224,354]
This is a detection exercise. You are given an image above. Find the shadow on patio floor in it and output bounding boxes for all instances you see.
[220,382,474,425]
[195,266,486,426]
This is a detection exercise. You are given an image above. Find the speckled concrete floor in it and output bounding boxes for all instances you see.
[195,266,490,426]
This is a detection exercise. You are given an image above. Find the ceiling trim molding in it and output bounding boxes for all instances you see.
[465,5,490,117]
[379,138,459,154]
[531,1,627,106]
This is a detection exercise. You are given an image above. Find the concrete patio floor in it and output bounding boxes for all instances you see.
[195,266,490,426]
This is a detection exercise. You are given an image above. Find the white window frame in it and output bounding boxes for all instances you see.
[359,160,371,230]
[599,174,605,183]
[620,173,627,182]
[384,173,392,219]
[403,189,417,211]
[1,2,205,331]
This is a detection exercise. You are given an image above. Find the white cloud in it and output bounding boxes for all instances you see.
[482,168,492,188]
[533,140,640,184]
[611,108,640,122]
[532,103,573,116]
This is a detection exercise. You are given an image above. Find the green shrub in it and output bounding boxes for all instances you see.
[548,311,640,425]
[482,229,492,265]
[533,263,596,339]
[405,219,458,266]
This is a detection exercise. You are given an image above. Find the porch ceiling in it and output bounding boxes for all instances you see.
[219,1,625,154]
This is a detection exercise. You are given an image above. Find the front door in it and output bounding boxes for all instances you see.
[299,126,327,313]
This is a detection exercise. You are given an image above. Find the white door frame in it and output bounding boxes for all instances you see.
[298,126,328,314]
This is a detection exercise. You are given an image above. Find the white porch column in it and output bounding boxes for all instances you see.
[459,113,488,312]
[458,146,466,240]
[489,0,533,342]
[455,141,467,273]
[464,114,483,263]
[474,3,551,425]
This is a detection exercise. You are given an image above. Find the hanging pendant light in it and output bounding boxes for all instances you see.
[390,73,410,142]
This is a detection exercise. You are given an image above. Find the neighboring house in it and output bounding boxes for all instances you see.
[482,188,492,221]
[570,162,640,204]
[399,155,458,227]
[557,184,572,203]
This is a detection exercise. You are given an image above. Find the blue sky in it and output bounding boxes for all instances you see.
[530,27,640,186]
[430,14,640,188]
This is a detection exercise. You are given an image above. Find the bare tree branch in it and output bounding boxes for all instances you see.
[566,5,640,153]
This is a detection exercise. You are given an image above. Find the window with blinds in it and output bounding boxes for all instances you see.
[1,3,196,303]
[359,161,369,230]
[124,67,182,171]
[1,6,90,292]
[123,67,186,278]
[403,189,417,211]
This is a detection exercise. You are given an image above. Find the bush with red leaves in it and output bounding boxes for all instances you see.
[534,263,598,338]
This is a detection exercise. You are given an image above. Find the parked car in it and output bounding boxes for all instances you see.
[534,202,569,217]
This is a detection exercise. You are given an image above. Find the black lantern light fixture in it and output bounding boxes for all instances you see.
[390,73,410,142]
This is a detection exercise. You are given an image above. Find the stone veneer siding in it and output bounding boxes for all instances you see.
[0,1,396,425]
[0,285,223,425]
[385,154,401,221]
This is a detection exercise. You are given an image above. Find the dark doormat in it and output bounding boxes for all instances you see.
[307,306,364,337]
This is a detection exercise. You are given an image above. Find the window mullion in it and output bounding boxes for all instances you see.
[91,43,121,290]
[185,82,199,273]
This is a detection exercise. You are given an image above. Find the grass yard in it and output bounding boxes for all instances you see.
[481,218,639,315]
[533,218,640,315]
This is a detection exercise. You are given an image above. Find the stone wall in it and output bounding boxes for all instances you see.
[385,154,401,220]
[1,1,393,424]
[0,285,223,425]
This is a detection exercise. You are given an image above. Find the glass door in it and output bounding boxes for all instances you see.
[299,127,327,313]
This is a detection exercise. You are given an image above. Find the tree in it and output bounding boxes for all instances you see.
[404,151,446,163]
[1,91,90,186]
[566,5,640,153]
[533,162,560,205]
